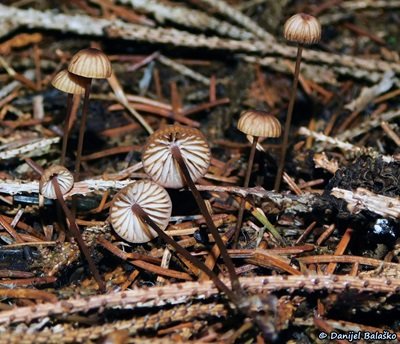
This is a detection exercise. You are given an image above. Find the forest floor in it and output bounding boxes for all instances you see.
[0,0,400,343]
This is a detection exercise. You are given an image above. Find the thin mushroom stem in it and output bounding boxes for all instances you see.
[61,94,81,166]
[24,158,44,175]
[25,157,66,236]
[60,94,72,166]
[233,136,258,248]
[75,80,92,178]
[274,44,303,191]
[52,177,106,293]
[170,145,242,295]
[131,203,238,304]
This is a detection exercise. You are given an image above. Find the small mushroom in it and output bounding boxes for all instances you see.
[69,48,112,79]
[143,125,242,293]
[283,13,321,45]
[51,70,88,165]
[110,180,172,243]
[234,110,281,246]
[275,13,321,191]
[67,48,112,178]
[39,165,74,199]
[238,110,282,138]
[30,162,104,292]
[51,69,87,95]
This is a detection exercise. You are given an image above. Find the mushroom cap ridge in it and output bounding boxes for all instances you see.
[68,48,112,79]
[110,180,172,243]
[283,13,321,45]
[142,125,211,189]
[39,165,74,199]
[237,110,282,138]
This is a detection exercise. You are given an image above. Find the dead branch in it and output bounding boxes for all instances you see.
[331,187,400,220]
[0,275,398,326]
[116,0,254,40]
[337,108,400,141]
[341,0,400,10]
[194,0,275,41]
[0,137,60,160]
[298,127,395,163]
[0,302,226,343]
[242,55,339,85]
[0,179,316,213]
[1,5,400,77]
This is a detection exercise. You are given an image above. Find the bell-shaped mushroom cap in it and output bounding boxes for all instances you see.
[51,69,88,95]
[283,13,321,45]
[237,110,282,138]
[68,48,112,79]
[142,125,211,189]
[110,180,172,243]
[39,165,74,199]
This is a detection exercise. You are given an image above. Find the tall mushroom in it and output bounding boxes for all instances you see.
[274,13,321,191]
[68,48,112,178]
[234,110,282,247]
[142,124,242,293]
[51,69,88,165]
[109,180,238,303]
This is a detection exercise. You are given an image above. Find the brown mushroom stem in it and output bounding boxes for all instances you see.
[60,94,72,166]
[74,80,92,178]
[131,203,238,304]
[274,44,303,191]
[52,177,106,293]
[61,94,80,165]
[170,145,242,294]
[25,158,44,175]
[233,136,258,248]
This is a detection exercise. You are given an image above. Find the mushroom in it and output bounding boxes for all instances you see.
[274,13,321,191]
[39,164,74,199]
[51,69,88,165]
[143,124,242,293]
[234,110,282,246]
[25,159,105,292]
[142,124,210,189]
[67,48,112,178]
[110,180,237,302]
[110,180,172,243]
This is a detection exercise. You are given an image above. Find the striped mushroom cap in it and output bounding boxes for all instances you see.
[237,110,282,138]
[39,165,74,199]
[110,180,172,243]
[51,69,88,95]
[283,13,321,45]
[68,48,112,79]
[142,125,211,189]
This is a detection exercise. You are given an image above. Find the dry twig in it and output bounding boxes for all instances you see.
[0,275,398,326]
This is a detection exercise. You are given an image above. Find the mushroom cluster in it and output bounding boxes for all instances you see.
[108,124,243,297]
[36,48,113,292]
[51,48,112,175]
